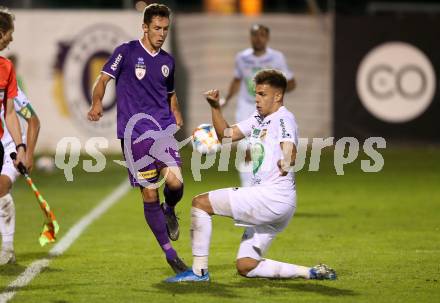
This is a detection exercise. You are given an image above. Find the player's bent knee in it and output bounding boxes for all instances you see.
[192,193,208,208]
[141,188,159,202]
[0,176,12,197]
[165,178,182,191]
[236,258,259,277]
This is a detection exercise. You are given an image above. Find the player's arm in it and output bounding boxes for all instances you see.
[169,92,183,128]
[18,104,40,171]
[278,141,297,176]
[222,77,241,107]
[4,97,26,164]
[88,73,112,122]
[204,89,244,142]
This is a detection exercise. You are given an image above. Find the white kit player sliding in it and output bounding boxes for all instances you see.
[166,69,336,282]
[223,24,296,187]
[0,87,40,264]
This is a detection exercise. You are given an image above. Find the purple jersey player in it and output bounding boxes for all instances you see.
[88,3,187,275]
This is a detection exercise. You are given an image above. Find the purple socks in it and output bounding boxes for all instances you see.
[143,201,177,260]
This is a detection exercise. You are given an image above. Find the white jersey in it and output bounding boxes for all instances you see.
[1,87,29,149]
[236,106,298,190]
[234,48,294,122]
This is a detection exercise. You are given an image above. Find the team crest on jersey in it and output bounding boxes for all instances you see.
[135,57,146,80]
[161,65,169,77]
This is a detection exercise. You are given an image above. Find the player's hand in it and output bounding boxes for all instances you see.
[277,159,291,176]
[14,148,26,170]
[173,110,184,129]
[24,153,34,173]
[204,89,220,108]
[87,103,103,121]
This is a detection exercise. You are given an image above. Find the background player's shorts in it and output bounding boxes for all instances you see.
[1,143,20,183]
[121,137,181,187]
[209,186,296,260]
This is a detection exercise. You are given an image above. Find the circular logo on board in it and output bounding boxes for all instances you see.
[356,42,436,123]
[54,24,130,135]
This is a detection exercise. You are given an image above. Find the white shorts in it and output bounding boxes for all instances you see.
[209,186,296,260]
[1,143,20,183]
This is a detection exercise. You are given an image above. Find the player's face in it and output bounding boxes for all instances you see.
[255,84,282,117]
[0,28,14,51]
[143,16,170,50]
[250,29,268,52]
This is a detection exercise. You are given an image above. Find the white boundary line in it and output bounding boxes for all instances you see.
[0,181,131,303]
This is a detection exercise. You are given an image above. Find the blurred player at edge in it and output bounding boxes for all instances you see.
[222,24,296,187]
[87,3,187,274]
[166,69,336,282]
[0,7,28,262]
[0,87,40,264]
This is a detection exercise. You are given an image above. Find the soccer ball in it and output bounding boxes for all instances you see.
[192,124,221,154]
[35,156,55,173]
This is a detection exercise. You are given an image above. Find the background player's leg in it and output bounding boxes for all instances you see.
[0,175,15,265]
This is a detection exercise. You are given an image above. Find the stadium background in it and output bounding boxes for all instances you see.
[4,0,439,151]
[0,1,439,302]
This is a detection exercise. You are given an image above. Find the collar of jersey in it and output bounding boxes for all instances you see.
[259,105,286,121]
[138,39,161,57]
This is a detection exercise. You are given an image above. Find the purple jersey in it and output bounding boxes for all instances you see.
[102,40,176,139]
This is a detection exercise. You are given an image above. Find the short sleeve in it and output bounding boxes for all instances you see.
[277,116,298,147]
[7,64,18,100]
[236,113,258,137]
[277,53,294,81]
[233,54,243,79]
[102,43,127,79]
[166,58,175,93]
[14,87,30,112]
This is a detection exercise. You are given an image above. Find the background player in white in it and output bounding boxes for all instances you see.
[0,87,40,264]
[222,24,296,187]
[166,69,335,282]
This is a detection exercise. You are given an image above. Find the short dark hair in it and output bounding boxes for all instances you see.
[0,7,14,34]
[143,3,171,25]
[254,69,287,93]
[250,24,269,35]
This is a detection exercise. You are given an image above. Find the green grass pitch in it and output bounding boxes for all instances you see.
[0,147,439,302]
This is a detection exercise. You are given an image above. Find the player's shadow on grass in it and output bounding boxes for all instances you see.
[232,279,358,297]
[152,281,236,298]
[15,251,48,262]
[294,212,339,218]
[0,263,27,276]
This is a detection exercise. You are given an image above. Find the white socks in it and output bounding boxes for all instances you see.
[246,259,311,279]
[0,194,15,251]
[191,207,211,276]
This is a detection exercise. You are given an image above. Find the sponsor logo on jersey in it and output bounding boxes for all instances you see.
[111,54,123,71]
[280,119,291,138]
[54,24,130,135]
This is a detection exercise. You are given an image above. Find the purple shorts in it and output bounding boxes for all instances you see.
[121,138,182,187]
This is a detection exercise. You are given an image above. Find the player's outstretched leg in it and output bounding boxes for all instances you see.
[165,194,212,282]
[0,193,16,265]
[142,197,187,274]
[239,258,336,280]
